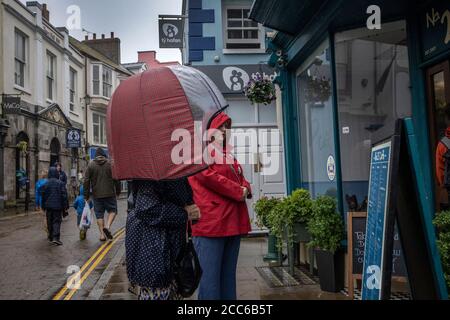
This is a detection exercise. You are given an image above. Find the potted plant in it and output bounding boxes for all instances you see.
[288,189,313,243]
[433,211,450,290]
[307,195,345,292]
[254,197,282,261]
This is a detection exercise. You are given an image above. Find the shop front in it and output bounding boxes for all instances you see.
[250,0,449,299]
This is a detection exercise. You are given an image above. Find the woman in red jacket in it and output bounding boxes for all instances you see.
[188,112,252,300]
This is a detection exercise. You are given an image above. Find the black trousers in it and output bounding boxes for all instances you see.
[46,210,62,241]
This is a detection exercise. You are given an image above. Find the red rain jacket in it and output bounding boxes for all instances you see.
[189,113,252,237]
[436,127,450,186]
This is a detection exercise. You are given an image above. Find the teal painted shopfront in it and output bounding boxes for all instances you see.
[250,0,449,299]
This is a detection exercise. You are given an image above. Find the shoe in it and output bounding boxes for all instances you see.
[103,228,113,240]
[80,229,86,241]
[52,240,63,246]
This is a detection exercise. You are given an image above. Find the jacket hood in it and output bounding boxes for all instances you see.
[209,112,231,130]
[94,156,108,165]
[48,167,58,179]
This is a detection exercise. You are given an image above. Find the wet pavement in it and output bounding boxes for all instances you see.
[0,198,127,300]
[99,237,350,300]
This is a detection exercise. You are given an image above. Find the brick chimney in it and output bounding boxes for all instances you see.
[83,33,121,64]
[42,3,50,21]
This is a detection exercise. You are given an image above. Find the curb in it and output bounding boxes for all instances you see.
[86,238,126,300]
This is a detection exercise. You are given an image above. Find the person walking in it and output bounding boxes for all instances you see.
[126,178,200,300]
[188,112,252,300]
[41,167,69,246]
[73,185,93,241]
[55,162,68,186]
[84,147,121,241]
[35,170,48,211]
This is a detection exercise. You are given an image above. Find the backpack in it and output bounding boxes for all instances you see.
[441,137,450,189]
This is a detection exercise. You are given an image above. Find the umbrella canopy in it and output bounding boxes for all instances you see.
[107,65,228,181]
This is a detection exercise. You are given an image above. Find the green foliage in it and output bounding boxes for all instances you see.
[264,189,313,249]
[254,196,281,229]
[307,195,345,253]
[434,211,450,289]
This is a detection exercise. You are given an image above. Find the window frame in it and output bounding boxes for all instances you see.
[92,112,107,145]
[69,67,77,112]
[46,51,56,102]
[14,29,27,88]
[92,63,114,99]
[223,5,265,52]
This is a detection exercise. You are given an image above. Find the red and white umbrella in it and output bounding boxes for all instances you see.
[107,65,228,181]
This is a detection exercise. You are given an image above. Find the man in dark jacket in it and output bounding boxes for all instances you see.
[84,148,121,241]
[42,167,69,246]
[55,162,68,186]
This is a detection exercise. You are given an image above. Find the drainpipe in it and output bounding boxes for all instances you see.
[84,56,89,165]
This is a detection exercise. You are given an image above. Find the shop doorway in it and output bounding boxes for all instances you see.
[426,60,450,209]
[226,98,286,232]
[50,138,61,167]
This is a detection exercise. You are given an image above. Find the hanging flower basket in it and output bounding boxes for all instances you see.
[303,75,331,104]
[243,74,276,105]
[16,141,28,155]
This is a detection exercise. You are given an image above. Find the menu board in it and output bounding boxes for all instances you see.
[361,141,392,300]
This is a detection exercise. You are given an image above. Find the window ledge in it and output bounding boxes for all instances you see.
[13,85,31,95]
[223,49,267,55]
[46,99,54,104]
[69,111,80,117]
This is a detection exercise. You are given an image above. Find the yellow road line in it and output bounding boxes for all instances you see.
[52,228,125,300]
[64,230,125,300]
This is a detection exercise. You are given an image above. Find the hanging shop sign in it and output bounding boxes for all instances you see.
[421,1,450,60]
[66,128,81,148]
[1,95,22,114]
[194,65,278,95]
[159,15,184,48]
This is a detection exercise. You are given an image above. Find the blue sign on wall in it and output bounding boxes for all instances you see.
[66,129,81,148]
[361,141,392,300]
[421,1,450,60]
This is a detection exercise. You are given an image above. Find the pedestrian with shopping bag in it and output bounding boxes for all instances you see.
[73,185,93,241]
[41,167,69,246]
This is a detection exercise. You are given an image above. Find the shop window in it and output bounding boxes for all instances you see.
[224,6,262,50]
[297,40,338,199]
[334,20,412,213]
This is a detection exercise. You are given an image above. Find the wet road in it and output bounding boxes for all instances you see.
[0,199,127,300]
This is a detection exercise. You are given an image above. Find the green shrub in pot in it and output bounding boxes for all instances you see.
[267,189,313,249]
[254,196,281,229]
[307,195,345,253]
[433,210,450,290]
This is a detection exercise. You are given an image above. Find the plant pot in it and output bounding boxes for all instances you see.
[293,223,310,242]
[314,249,345,293]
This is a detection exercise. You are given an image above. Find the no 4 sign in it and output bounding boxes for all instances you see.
[422,2,450,59]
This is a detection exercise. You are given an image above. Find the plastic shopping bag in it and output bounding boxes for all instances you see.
[79,201,93,230]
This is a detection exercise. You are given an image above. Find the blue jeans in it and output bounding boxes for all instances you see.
[193,236,241,300]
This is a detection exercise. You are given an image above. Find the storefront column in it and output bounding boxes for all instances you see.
[0,119,10,210]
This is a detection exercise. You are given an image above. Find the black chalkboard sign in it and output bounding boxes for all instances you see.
[349,213,407,276]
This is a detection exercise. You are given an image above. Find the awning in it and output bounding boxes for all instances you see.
[249,0,326,35]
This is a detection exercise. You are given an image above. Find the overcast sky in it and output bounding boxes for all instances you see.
[19,0,183,63]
